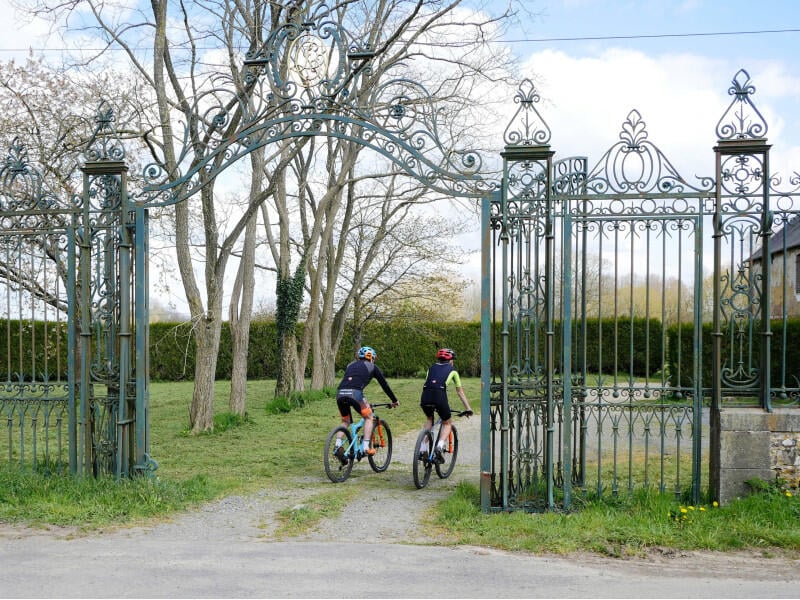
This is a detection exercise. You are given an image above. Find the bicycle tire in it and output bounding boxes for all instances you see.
[368,418,392,473]
[324,426,354,483]
[412,429,433,489]
[435,425,458,479]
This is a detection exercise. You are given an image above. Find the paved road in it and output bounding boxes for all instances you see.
[1,416,798,599]
[1,533,798,598]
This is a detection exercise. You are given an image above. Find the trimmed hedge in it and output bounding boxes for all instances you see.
[148,318,661,382]
[0,320,69,381]
[149,320,483,381]
[25,313,800,387]
[565,317,664,376]
[666,318,800,389]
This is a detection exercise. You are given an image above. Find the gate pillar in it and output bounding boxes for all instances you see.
[710,69,772,500]
[78,105,153,478]
[483,79,560,511]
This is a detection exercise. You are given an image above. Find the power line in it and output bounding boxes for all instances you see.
[0,27,798,52]
[502,28,800,43]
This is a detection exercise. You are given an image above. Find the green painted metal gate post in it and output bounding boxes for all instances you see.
[134,206,154,475]
[480,193,495,512]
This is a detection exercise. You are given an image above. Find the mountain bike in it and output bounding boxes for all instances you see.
[323,402,393,483]
[412,410,471,489]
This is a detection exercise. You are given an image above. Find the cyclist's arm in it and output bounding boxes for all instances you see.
[448,370,473,414]
[373,366,399,404]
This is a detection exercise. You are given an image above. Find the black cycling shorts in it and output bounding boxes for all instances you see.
[420,387,451,421]
[336,388,367,420]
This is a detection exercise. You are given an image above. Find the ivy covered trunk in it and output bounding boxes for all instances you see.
[274,260,305,398]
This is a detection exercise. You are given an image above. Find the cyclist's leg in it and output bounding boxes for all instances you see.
[433,395,453,451]
[330,400,349,464]
[357,397,375,453]
[360,408,374,452]
[335,398,353,446]
[419,403,436,453]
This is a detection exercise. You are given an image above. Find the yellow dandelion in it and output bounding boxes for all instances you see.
[712,501,719,507]
[680,507,688,513]
[699,507,706,512]
[688,506,695,511]
[785,491,793,497]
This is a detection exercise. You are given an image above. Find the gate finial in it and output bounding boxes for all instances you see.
[503,79,551,147]
[85,100,126,163]
[715,69,768,141]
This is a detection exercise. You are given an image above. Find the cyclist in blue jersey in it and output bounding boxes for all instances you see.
[419,348,473,463]
[334,346,399,460]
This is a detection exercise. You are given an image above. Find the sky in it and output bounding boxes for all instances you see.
[0,0,799,310]
[449,0,800,283]
[488,0,800,178]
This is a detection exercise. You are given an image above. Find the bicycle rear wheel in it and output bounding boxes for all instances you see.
[368,418,392,472]
[412,429,433,489]
[435,425,458,479]
[324,426,354,483]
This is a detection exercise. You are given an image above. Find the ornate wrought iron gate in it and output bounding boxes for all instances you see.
[481,70,797,511]
[0,107,153,478]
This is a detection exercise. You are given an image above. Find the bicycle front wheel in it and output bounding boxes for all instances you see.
[324,426,354,483]
[435,425,459,479]
[368,418,392,473]
[412,429,433,489]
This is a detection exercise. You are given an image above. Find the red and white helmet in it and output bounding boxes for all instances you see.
[436,348,455,361]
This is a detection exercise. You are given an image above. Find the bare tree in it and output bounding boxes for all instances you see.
[13,0,523,423]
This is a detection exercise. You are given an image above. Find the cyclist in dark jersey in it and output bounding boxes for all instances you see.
[419,348,473,463]
[334,346,399,459]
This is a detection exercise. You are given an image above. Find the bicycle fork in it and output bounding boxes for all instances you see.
[374,418,386,448]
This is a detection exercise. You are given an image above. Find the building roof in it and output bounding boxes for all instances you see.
[749,216,800,262]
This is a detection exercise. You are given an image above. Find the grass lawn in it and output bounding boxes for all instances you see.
[1,377,799,558]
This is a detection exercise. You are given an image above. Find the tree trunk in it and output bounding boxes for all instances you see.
[275,330,300,398]
[229,214,257,415]
[228,151,262,415]
[189,314,222,432]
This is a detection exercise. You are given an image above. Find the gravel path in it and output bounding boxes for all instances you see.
[141,415,483,545]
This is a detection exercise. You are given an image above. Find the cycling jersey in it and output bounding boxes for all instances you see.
[420,361,461,421]
[336,358,398,419]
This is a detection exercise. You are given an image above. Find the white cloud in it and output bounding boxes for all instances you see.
[518,47,800,181]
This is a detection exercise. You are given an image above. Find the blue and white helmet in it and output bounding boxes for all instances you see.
[357,346,377,362]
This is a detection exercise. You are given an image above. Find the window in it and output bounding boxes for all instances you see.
[796,253,800,294]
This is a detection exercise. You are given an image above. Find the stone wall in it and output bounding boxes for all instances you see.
[712,408,800,504]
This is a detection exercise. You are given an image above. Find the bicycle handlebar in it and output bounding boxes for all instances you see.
[370,402,395,409]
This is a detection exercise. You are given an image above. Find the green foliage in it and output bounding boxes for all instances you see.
[338,320,483,378]
[276,259,307,338]
[212,412,253,433]
[148,320,484,381]
[265,386,335,414]
[149,317,662,382]
[0,319,69,381]
[565,317,664,376]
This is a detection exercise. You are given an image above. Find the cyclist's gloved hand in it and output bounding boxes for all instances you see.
[464,410,474,417]
[391,401,399,408]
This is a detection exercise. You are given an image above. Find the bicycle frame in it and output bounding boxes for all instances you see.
[324,402,394,483]
[339,404,391,459]
[420,418,454,460]
[412,409,467,488]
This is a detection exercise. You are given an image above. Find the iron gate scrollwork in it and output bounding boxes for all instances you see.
[0,103,153,478]
[482,69,798,511]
